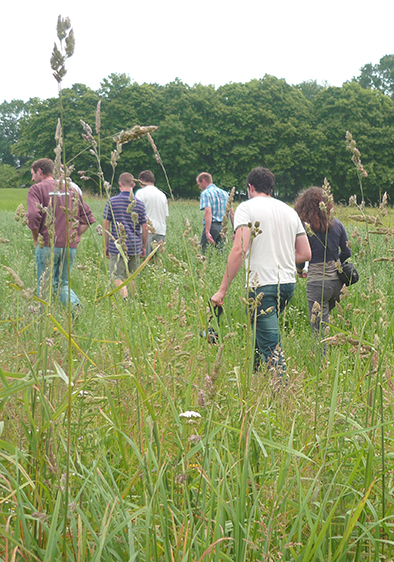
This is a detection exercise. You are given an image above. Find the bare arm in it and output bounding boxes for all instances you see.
[211,226,251,306]
[103,219,111,256]
[230,207,235,228]
[141,223,149,257]
[204,206,215,245]
[295,234,311,264]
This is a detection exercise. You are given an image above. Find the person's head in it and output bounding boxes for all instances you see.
[138,170,155,186]
[294,186,334,233]
[119,172,135,191]
[246,167,275,196]
[196,172,213,191]
[31,158,54,182]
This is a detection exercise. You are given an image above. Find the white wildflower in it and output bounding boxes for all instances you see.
[179,410,201,419]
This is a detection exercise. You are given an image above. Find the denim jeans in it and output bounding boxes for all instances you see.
[249,283,295,370]
[200,222,223,253]
[35,246,80,307]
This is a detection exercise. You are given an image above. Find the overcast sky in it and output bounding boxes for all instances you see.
[2,0,393,103]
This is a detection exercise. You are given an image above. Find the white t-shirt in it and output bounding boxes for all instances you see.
[135,185,169,235]
[234,196,305,286]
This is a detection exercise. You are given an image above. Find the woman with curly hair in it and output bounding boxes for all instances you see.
[294,186,351,340]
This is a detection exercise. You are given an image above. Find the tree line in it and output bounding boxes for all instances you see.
[1,55,394,203]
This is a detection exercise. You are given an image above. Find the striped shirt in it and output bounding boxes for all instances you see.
[200,184,228,224]
[103,191,146,256]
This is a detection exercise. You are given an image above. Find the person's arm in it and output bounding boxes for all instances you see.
[211,225,251,306]
[30,228,39,247]
[26,186,41,246]
[77,198,96,238]
[339,224,351,263]
[103,219,111,257]
[230,207,235,229]
[295,233,311,265]
[79,223,90,234]
[141,223,149,257]
[204,206,215,245]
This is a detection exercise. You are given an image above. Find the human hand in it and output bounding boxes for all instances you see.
[297,271,307,278]
[206,232,215,245]
[141,248,146,258]
[211,289,225,307]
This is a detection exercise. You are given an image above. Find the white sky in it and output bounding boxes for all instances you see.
[2,0,394,103]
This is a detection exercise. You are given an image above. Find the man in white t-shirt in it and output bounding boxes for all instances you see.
[212,167,311,372]
[136,170,169,256]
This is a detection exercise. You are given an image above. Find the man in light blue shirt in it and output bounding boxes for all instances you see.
[197,172,232,252]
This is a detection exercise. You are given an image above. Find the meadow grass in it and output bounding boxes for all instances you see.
[1,191,394,561]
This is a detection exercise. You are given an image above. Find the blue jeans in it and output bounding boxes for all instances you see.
[200,222,223,253]
[249,283,295,370]
[35,246,80,307]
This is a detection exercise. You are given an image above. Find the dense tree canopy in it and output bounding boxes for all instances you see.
[314,82,394,202]
[2,61,394,203]
[0,99,31,167]
[355,54,394,98]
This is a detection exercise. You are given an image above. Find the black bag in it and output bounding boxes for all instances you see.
[338,261,359,286]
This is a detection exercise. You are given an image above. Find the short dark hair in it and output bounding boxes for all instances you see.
[246,167,275,196]
[119,172,135,187]
[138,170,155,184]
[31,158,54,176]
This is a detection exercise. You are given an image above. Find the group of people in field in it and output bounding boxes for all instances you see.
[27,159,350,375]
[27,159,169,306]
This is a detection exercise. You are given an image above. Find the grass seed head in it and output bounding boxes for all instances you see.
[4,266,24,289]
[304,222,314,237]
[14,204,26,222]
[113,125,158,146]
[111,150,120,169]
[175,473,188,484]
[21,288,34,301]
[345,131,368,178]
[95,100,101,135]
[197,391,206,408]
[189,434,202,443]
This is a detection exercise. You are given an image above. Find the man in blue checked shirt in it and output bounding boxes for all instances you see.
[197,172,233,253]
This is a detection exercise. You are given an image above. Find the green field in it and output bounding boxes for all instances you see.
[1,190,394,561]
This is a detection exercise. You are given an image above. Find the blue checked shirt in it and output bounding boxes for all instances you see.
[200,184,229,224]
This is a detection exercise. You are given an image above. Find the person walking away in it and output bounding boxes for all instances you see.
[211,167,311,374]
[27,158,96,309]
[136,170,168,256]
[294,186,351,348]
[197,172,233,253]
[103,172,148,299]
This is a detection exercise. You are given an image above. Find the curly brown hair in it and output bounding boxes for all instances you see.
[294,186,334,233]
[31,158,54,176]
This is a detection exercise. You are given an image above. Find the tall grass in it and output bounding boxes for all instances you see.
[1,16,394,556]
[1,187,394,560]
